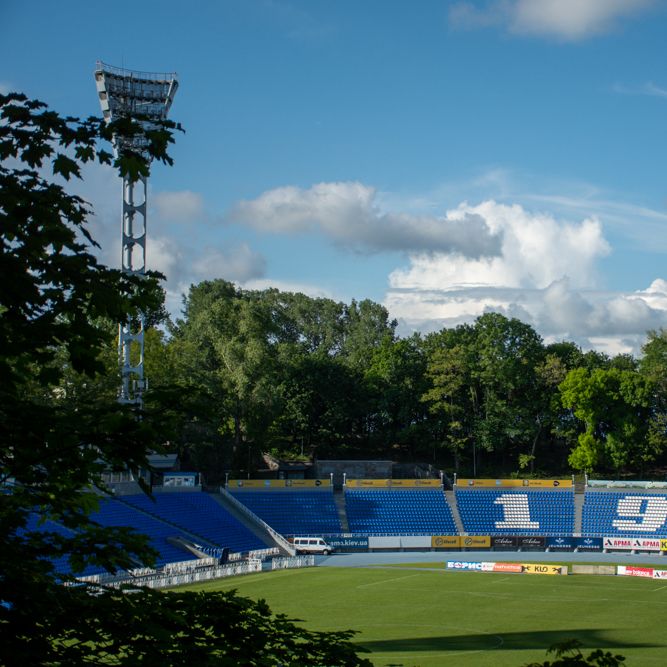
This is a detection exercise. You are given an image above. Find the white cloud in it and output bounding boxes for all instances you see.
[389,201,610,291]
[192,244,266,283]
[152,190,204,222]
[242,278,338,300]
[227,181,502,258]
[450,0,657,40]
[385,200,667,354]
[612,81,667,99]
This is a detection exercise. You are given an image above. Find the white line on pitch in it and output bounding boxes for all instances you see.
[357,573,422,588]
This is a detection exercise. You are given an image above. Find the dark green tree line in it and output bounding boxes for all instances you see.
[164,281,667,479]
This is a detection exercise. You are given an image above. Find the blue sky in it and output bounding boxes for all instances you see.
[3,0,667,355]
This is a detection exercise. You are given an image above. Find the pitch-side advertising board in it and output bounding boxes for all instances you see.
[617,566,667,579]
[603,537,662,551]
[446,561,567,575]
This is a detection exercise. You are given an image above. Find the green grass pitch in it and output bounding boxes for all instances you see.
[182,563,667,666]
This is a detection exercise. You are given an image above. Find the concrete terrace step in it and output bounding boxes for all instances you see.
[444,489,465,534]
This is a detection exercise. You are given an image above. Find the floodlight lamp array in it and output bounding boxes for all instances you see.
[94,61,178,123]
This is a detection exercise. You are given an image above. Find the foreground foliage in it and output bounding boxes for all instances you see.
[525,640,625,666]
[0,92,370,666]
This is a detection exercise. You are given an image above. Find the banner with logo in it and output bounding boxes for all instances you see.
[519,536,545,549]
[604,536,662,551]
[432,536,462,549]
[346,479,392,488]
[661,539,667,551]
[653,569,667,579]
[522,563,567,575]
[489,562,523,573]
[326,536,369,550]
[285,479,331,488]
[492,536,518,549]
[547,536,575,551]
[346,479,440,488]
[576,537,603,552]
[446,561,566,575]
[461,535,491,548]
[457,479,572,488]
[231,479,330,489]
[446,560,484,571]
[617,565,654,578]
[391,479,441,488]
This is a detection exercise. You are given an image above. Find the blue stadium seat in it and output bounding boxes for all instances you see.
[455,488,574,535]
[121,492,267,554]
[229,489,342,536]
[344,488,457,535]
[582,491,667,537]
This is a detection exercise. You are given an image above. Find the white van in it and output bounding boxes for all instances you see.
[292,537,334,555]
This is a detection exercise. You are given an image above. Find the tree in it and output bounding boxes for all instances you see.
[524,640,625,666]
[0,93,370,666]
[560,366,658,473]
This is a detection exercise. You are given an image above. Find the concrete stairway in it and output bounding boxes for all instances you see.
[210,491,281,548]
[573,487,585,535]
[333,489,349,532]
[445,489,465,534]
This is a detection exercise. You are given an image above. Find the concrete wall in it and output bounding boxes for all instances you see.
[316,460,393,487]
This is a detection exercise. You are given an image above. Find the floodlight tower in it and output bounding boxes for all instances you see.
[94,61,178,408]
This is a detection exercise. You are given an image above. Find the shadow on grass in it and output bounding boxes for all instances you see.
[359,627,664,655]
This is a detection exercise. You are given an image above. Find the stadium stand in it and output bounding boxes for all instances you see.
[120,492,268,554]
[582,490,667,537]
[455,488,575,535]
[91,496,197,566]
[229,488,342,536]
[344,488,457,535]
[22,513,79,575]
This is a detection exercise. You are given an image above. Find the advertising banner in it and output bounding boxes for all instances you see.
[326,536,368,550]
[232,479,274,488]
[522,563,567,576]
[446,561,566,575]
[346,479,392,488]
[490,562,523,573]
[446,560,484,571]
[631,538,662,551]
[576,537,603,552]
[547,536,575,551]
[525,479,573,488]
[492,536,518,549]
[519,536,545,549]
[461,536,491,548]
[231,479,330,489]
[391,479,441,488]
[457,479,572,488]
[617,566,654,578]
[432,536,462,549]
[653,569,667,579]
[285,479,331,488]
[603,537,633,550]
[347,479,440,488]
[661,539,667,551]
[604,537,662,551]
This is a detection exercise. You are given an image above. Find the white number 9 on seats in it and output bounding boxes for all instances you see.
[611,496,667,532]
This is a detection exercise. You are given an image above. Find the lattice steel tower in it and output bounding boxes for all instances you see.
[94,61,178,407]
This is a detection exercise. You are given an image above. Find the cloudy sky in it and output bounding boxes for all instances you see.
[3,0,667,355]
